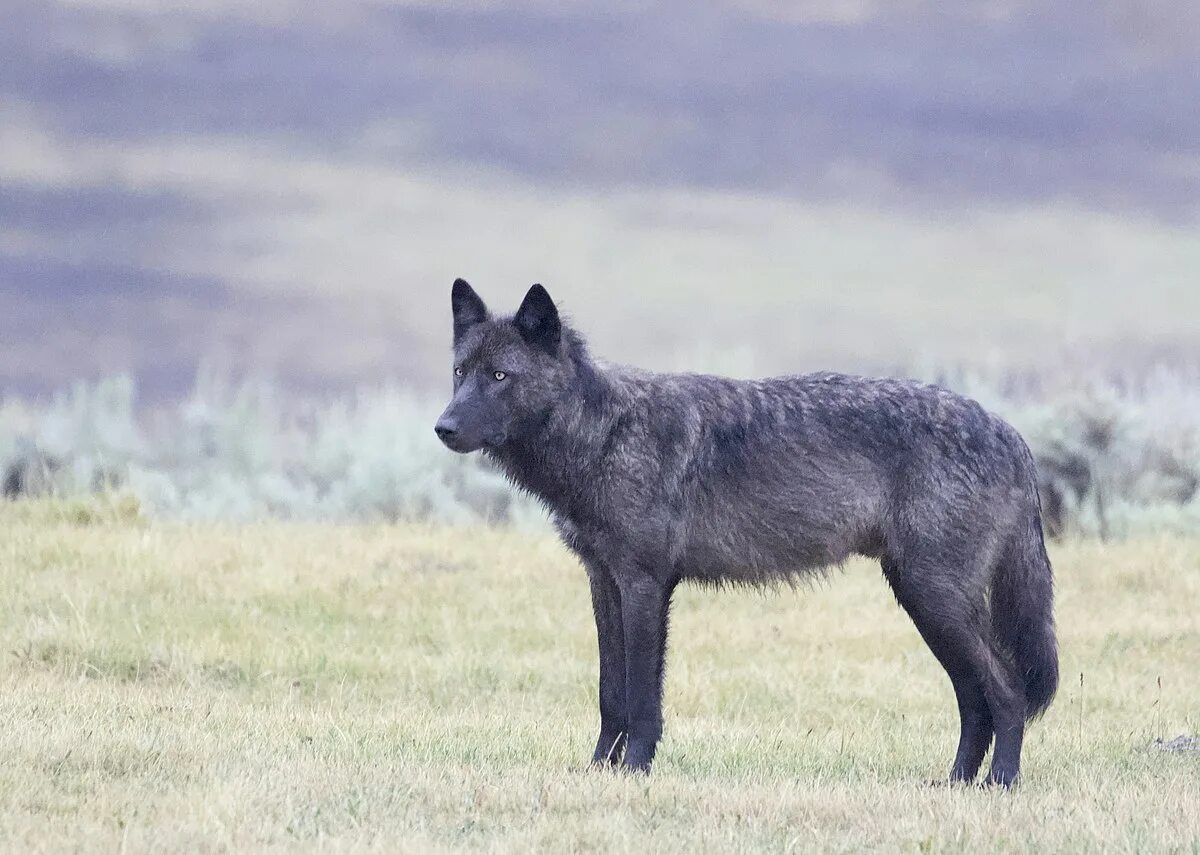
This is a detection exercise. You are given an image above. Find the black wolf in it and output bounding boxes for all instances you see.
[435,280,1058,787]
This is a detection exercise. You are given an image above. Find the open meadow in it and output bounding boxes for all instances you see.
[3,3,1198,852]
[0,500,1197,852]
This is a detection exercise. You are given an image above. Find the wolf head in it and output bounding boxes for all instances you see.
[435,279,575,454]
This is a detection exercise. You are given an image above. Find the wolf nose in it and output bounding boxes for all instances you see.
[434,420,458,442]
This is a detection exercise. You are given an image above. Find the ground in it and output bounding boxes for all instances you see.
[0,501,1197,853]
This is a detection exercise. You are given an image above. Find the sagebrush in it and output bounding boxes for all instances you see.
[2,366,1198,537]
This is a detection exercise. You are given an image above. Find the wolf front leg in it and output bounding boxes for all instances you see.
[616,571,674,773]
[587,566,627,766]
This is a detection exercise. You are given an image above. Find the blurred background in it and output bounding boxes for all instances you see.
[2,0,1198,531]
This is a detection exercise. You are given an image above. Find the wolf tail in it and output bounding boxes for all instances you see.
[992,484,1060,720]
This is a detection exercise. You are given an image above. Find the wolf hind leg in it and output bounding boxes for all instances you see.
[881,556,1011,784]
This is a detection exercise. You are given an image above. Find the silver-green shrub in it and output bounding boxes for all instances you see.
[3,369,1197,537]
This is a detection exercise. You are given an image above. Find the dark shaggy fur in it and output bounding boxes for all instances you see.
[436,280,1058,787]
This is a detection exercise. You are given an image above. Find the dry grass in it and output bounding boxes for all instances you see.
[0,500,1197,852]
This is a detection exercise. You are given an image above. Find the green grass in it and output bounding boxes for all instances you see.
[0,500,1197,852]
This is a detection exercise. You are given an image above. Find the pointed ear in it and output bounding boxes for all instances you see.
[451,278,489,343]
[513,284,561,355]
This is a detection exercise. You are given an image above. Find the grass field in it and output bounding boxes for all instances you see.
[1,501,1197,853]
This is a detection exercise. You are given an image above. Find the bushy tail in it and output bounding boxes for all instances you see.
[993,502,1059,720]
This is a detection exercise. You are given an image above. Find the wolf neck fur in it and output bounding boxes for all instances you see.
[488,330,626,515]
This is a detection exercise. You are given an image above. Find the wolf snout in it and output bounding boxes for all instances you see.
[434,418,462,448]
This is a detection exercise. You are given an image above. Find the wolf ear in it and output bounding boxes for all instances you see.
[451,278,489,343]
[514,283,560,356]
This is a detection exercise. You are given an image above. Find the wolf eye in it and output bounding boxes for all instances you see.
[493,371,507,381]
[454,367,464,377]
